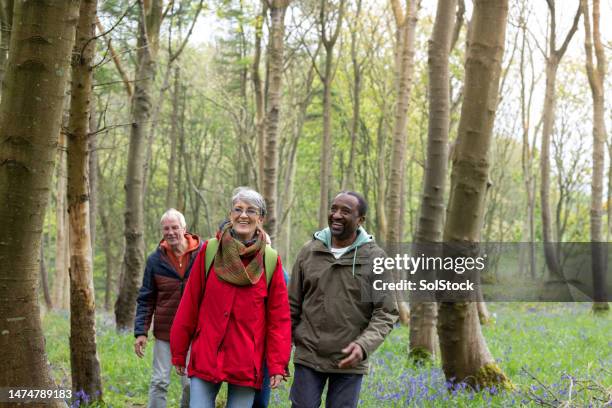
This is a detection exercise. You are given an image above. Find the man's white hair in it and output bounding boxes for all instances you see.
[231,187,266,215]
[160,208,186,228]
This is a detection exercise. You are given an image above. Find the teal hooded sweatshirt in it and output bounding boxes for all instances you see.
[313,226,373,277]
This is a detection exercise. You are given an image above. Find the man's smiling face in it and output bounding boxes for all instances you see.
[328,193,364,242]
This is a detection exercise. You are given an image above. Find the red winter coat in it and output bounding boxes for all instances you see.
[170,240,291,389]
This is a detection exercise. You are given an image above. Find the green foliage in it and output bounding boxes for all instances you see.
[43,303,611,407]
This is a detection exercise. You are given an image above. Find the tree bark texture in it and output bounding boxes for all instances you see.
[0,0,79,399]
[263,0,289,242]
[386,0,417,244]
[438,0,512,389]
[582,0,609,312]
[409,0,456,363]
[115,0,162,331]
[67,0,103,400]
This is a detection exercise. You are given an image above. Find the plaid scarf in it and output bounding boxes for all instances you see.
[213,222,266,286]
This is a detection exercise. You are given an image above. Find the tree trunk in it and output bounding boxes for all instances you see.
[317,0,345,228]
[582,0,609,313]
[263,0,289,242]
[386,0,418,244]
[166,67,180,209]
[89,97,98,253]
[53,131,70,310]
[518,11,536,279]
[344,0,363,191]
[40,239,53,310]
[0,0,13,94]
[0,0,79,399]
[438,0,512,389]
[67,0,103,400]
[253,2,266,193]
[115,0,163,331]
[409,0,455,363]
[375,116,388,240]
[540,1,581,288]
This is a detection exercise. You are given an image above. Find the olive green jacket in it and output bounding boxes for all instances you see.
[288,227,398,374]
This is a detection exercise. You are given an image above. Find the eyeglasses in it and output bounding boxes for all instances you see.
[231,207,260,217]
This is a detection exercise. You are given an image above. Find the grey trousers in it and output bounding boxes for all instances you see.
[148,339,190,408]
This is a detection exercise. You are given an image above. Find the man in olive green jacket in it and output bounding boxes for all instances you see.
[288,191,398,408]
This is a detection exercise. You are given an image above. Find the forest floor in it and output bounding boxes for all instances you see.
[43,303,611,407]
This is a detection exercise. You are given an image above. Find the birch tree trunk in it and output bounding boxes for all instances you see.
[408,0,456,363]
[263,0,289,242]
[438,0,512,389]
[582,0,609,313]
[115,0,163,331]
[0,0,79,398]
[66,0,103,400]
[386,0,417,244]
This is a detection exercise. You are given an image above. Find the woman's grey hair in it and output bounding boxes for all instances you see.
[160,208,186,228]
[231,187,266,216]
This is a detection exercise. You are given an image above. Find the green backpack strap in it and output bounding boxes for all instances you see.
[204,238,219,276]
[264,245,278,286]
[204,237,277,286]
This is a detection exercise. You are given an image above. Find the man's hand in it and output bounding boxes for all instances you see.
[134,335,147,358]
[270,374,285,389]
[175,365,186,376]
[338,342,364,369]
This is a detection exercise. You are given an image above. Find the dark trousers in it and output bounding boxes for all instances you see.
[290,364,363,408]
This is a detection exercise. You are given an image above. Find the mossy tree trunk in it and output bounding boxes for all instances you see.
[67,0,103,401]
[0,0,79,400]
[409,0,456,363]
[438,0,512,389]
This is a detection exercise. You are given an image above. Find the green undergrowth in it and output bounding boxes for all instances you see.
[42,303,611,407]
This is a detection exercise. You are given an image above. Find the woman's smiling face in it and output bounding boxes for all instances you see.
[229,199,263,241]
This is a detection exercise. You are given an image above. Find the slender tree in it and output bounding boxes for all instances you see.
[115,0,163,330]
[0,0,79,398]
[317,0,346,228]
[66,0,103,400]
[409,0,456,363]
[386,0,417,244]
[539,0,581,282]
[438,0,512,389]
[581,0,609,313]
[52,130,70,310]
[263,0,290,242]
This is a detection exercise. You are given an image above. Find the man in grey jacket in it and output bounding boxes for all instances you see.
[288,191,398,408]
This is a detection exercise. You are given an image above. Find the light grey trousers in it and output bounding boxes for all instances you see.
[148,339,190,408]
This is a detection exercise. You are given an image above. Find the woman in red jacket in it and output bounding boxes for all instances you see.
[170,187,291,408]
